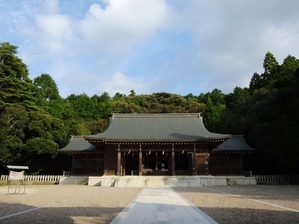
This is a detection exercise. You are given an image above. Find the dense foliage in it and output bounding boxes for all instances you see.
[0,43,298,175]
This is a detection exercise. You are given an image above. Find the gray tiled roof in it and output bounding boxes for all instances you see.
[213,135,256,152]
[84,113,231,142]
[58,136,97,152]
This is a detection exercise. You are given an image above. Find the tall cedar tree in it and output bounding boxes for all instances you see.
[0,42,36,110]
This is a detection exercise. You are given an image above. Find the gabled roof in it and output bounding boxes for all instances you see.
[7,165,29,170]
[84,113,231,143]
[58,136,97,152]
[212,135,256,153]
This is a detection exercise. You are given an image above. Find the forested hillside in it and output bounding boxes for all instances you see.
[1,42,298,175]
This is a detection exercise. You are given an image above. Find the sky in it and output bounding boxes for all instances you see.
[1,0,299,98]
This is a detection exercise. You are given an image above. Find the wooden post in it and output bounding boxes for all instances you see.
[239,154,243,175]
[193,144,197,175]
[155,153,158,170]
[206,153,210,175]
[121,152,125,175]
[71,155,75,175]
[227,154,230,175]
[117,144,121,176]
[171,144,175,176]
[139,144,143,176]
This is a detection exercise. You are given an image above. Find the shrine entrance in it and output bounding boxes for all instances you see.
[143,151,170,175]
[123,150,191,176]
[124,152,139,175]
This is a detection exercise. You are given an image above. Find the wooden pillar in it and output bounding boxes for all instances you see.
[71,155,75,175]
[121,152,126,175]
[239,154,243,175]
[117,144,121,176]
[171,144,175,176]
[139,144,143,176]
[155,153,158,170]
[206,153,210,175]
[193,144,197,175]
[227,154,230,175]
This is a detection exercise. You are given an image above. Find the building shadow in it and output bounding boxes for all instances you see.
[0,202,125,224]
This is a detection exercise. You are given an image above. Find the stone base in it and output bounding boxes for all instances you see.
[59,176,88,185]
[88,176,256,187]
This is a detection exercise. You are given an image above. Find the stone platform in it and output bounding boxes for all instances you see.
[86,176,256,187]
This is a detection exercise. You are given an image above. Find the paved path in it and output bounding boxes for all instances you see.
[110,187,217,224]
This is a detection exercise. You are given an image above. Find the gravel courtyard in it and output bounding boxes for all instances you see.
[175,185,299,224]
[0,185,298,224]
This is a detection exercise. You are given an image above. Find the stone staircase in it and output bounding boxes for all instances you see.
[87,176,256,187]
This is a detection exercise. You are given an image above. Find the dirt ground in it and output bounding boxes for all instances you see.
[0,185,142,224]
[0,184,298,224]
[175,185,299,224]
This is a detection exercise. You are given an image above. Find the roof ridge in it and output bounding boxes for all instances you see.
[112,113,201,118]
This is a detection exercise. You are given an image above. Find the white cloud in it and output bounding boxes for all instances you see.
[2,0,299,98]
[44,0,60,14]
[97,71,146,96]
[34,14,73,52]
[261,24,299,62]
[157,0,299,93]
[78,0,170,55]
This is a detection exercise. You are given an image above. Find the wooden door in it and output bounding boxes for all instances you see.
[196,153,210,175]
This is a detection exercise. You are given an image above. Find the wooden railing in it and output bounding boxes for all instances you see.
[1,174,298,184]
[254,175,299,183]
[0,175,62,182]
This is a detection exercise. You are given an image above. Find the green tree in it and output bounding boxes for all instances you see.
[203,96,220,131]
[26,110,67,146]
[33,74,61,103]
[91,93,112,119]
[129,90,136,97]
[224,53,299,174]
[185,97,205,113]
[19,109,67,173]
[271,55,299,173]
[262,52,279,80]
[33,74,65,118]
[67,94,92,119]
[113,92,125,101]
[249,72,262,94]
[0,105,29,164]
[23,137,59,174]
[249,52,279,94]
[61,100,91,136]
[225,87,250,110]
[0,42,36,110]
[197,89,225,105]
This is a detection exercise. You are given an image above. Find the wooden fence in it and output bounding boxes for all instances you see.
[0,175,62,182]
[254,175,299,183]
[1,174,298,184]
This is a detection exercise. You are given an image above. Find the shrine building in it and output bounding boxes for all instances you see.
[59,113,255,176]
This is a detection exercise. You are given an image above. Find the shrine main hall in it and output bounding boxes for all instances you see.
[59,113,255,177]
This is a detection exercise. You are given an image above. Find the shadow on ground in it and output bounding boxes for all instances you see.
[0,202,124,224]
[1,201,299,224]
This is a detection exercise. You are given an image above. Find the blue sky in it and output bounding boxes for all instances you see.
[1,0,299,98]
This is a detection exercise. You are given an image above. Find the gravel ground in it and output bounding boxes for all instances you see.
[0,185,298,224]
[0,185,142,224]
[174,185,299,224]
